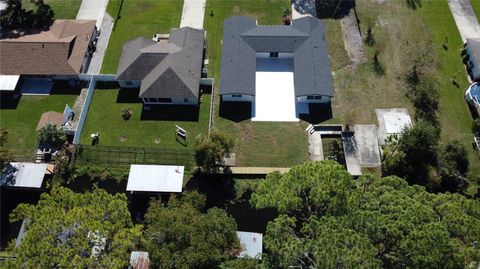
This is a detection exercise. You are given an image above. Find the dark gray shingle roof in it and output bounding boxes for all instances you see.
[115,27,205,99]
[467,38,480,67]
[219,16,333,97]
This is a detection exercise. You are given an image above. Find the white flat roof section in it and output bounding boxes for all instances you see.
[375,108,412,145]
[0,162,48,188]
[237,231,263,259]
[0,75,20,91]
[252,58,298,122]
[354,125,381,167]
[126,165,184,193]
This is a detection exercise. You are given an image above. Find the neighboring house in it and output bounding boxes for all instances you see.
[219,16,333,104]
[115,27,205,105]
[466,38,480,81]
[0,20,97,78]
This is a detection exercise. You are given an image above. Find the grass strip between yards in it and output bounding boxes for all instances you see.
[471,0,480,20]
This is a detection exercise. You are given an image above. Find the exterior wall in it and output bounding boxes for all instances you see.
[221,94,254,102]
[256,52,294,59]
[81,27,99,74]
[142,97,198,105]
[118,80,141,88]
[467,45,480,81]
[297,95,330,103]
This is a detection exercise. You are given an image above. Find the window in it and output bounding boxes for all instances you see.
[307,96,314,100]
[269,52,279,58]
[184,98,189,102]
[157,98,172,103]
[232,94,243,98]
[314,96,322,100]
[148,98,157,103]
[125,81,133,86]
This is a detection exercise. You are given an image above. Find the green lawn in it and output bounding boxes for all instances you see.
[100,0,184,74]
[205,0,311,167]
[0,94,77,159]
[79,89,210,150]
[471,0,480,20]
[22,0,82,19]
[417,0,480,174]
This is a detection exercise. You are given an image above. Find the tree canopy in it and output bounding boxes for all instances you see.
[195,130,234,173]
[0,0,54,32]
[144,191,240,268]
[5,187,142,269]
[251,161,480,268]
[38,123,66,150]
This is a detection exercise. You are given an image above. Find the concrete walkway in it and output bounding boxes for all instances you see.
[340,9,366,66]
[448,0,480,42]
[86,13,114,74]
[180,0,206,29]
[76,0,109,29]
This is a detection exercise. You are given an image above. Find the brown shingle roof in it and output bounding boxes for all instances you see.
[0,20,96,75]
[36,111,63,131]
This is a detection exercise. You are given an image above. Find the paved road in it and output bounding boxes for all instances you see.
[76,0,109,29]
[448,0,480,42]
[180,0,206,29]
[86,13,114,74]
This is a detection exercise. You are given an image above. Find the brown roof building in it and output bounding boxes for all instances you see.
[0,20,97,75]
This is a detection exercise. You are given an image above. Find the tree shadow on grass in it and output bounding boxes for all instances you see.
[299,103,333,124]
[219,101,252,122]
[140,104,200,121]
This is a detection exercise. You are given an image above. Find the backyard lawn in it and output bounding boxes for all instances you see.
[79,88,210,150]
[0,94,77,159]
[205,0,313,167]
[100,0,184,74]
[22,0,82,19]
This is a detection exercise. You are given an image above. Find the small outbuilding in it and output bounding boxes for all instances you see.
[129,251,150,269]
[375,108,412,145]
[126,165,184,193]
[236,231,263,259]
[0,162,51,189]
[36,111,64,131]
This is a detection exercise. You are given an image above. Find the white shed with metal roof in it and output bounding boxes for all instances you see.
[237,231,263,259]
[126,165,184,193]
[0,162,48,188]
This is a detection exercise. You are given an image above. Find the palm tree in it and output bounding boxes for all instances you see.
[38,123,66,150]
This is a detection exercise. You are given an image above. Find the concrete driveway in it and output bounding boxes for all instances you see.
[180,0,206,29]
[76,0,109,29]
[448,0,480,42]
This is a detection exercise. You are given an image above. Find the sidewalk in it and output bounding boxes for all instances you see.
[86,13,114,74]
[448,0,480,42]
[76,0,109,29]
[180,0,206,29]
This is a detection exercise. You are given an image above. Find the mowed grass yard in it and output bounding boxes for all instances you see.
[0,94,77,159]
[79,0,210,150]
[328,0,479,173]
[205,0,347,167]
[79,88,210,150]
[101,0,184,73]
[22,0,82,19]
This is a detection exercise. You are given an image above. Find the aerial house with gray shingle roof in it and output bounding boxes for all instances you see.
[466,38,480,81]
[219,16,334,121]
[116,27,205,105]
